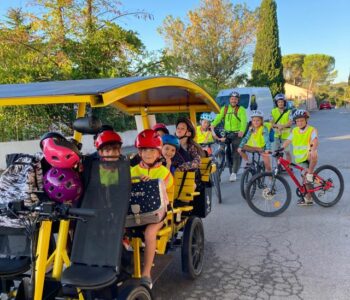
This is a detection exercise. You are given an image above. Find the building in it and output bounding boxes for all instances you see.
[284,83,318,110]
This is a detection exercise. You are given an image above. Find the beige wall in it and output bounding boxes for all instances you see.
[285,83,318,110]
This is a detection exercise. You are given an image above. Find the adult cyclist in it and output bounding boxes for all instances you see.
[270,93,292,163]
[211,91,247,182]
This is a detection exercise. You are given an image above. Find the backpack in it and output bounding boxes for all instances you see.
[0,153,44,209]
[224,105,240,122]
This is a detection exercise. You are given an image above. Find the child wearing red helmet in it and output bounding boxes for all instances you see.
[131,129,174,289]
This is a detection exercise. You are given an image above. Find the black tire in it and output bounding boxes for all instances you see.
[118,284,152,300]
[214,148,225,180]
[240,169,255,199]
[311,165,344,207]
[245,172,291,217]
[182,216,204,278]
[15,277,32,300]
[210,171,222,204]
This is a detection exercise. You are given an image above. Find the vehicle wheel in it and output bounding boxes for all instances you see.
[311,165,344,207]
[214,148,225,181]
[240,169,255,199]
[118,284,152,300]
[245,172,291,217]
[182,216,204,278]
[210,170,222,204]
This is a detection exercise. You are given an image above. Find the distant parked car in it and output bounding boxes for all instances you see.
[319,100,332,110]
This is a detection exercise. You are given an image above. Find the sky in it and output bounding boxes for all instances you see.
[0,0,349,83]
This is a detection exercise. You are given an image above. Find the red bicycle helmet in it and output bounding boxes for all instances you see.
[95,130,123,150]
[135,129,162,150]
[152,123,169,134]
[40,132,80,169]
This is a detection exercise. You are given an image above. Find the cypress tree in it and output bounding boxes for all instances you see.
[250,0,284,96]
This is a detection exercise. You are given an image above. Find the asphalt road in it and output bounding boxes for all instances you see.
[152,107,350,300]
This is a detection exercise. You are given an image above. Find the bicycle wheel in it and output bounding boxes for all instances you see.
[214,149,225,181]
[311,165,344,207]
[245,172,291,217]
[240,168,255,199]
[210,170,222,204]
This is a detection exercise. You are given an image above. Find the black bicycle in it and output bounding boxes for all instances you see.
[240,151,265,199]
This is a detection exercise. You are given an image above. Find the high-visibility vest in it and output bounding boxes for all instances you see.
[292,126,315,163]
[271,108,291,139]
[196,125,214,144]
[246,125,265,148]
[130,164,173,191]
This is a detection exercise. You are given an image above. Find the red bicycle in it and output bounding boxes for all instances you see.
[245,148,344,217]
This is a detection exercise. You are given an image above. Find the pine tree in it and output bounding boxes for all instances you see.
[250,0,284,96]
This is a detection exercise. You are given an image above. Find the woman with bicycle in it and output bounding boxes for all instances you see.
[282,109,318,206]
[237,110,272,173]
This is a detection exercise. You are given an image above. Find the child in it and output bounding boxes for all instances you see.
[94,129,123,186]
[152,123,169,137]
[161,134,179,174]
[196,113,215,155]
[283,109,318,206]
[130,129,174,289]
[237,110,272,172]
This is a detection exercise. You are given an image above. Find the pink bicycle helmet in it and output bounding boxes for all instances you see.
[40,132,80,168]
[43,168,83,203]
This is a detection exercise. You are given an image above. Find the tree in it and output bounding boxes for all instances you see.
[250,0,284,96]
[0,0,153,141]
[302,54,337,91]
[159,0,257,96]
[282,54,305,86]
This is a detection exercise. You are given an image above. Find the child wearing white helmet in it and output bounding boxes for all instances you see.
[282,109,318,206]
[237,110,272,172]
[196,112,215,155]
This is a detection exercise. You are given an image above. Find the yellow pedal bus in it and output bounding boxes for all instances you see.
[0,76,220,299]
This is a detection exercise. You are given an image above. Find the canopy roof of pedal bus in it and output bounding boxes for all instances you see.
[0,76,219,115]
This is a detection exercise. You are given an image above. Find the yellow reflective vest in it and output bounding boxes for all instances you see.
[246,125,265,148]
[292,126,315,163]
[196,125,214,144]
[130,163,174,192]
[271,108,291,139]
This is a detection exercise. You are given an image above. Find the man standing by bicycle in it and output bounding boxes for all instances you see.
[282,109,318,205]
[270,93,292,162]
[211,91,247,182]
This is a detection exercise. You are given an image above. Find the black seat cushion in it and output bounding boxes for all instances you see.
[0,256,30,276]
[61,264,117,289]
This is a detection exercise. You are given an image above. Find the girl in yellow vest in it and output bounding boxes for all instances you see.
[130,129,174,289]
[196,113,215,155]
[237,110,272,172]
[282,109,318,206]
[270,93,292,162]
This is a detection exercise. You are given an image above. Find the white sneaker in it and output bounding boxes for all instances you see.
[229,172,237,182]
[306,173,314,183]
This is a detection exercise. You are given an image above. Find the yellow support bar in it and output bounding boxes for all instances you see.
[52,220,70,279]
[73,103,87,142]
[35,221,52,300]
[141,108,150,130]
[132,238,142,278]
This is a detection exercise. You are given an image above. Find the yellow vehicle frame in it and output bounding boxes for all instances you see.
[0,76,219,299]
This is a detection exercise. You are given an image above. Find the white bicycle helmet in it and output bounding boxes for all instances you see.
[274,93,286,106]
[293,109,309,121]
[200,113,214,122]
[250,110,264,119]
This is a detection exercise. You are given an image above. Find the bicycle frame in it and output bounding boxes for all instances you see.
[277,156,333,195]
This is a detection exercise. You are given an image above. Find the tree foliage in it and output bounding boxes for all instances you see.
[0,0,163,142]
[302,54,337,91]
[282,54,305,86]
[159,0,257,96]
[250,0,284,96]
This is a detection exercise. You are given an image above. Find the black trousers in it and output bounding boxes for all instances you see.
[225,132,242,174]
